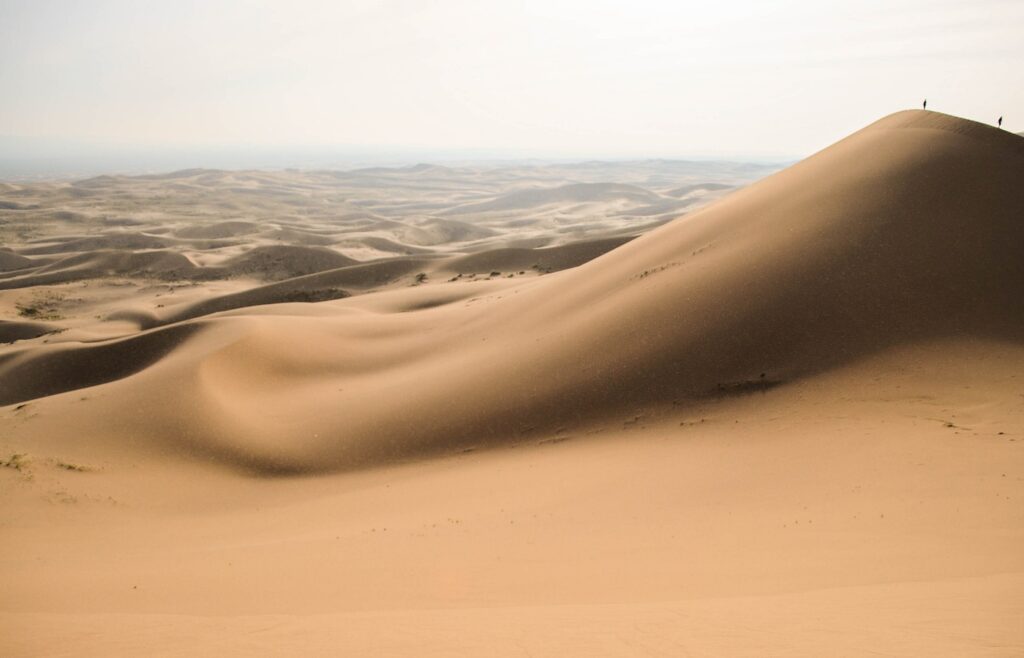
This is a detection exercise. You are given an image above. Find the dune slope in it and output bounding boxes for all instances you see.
[1,111,1022,475]
[3,111,1024,657]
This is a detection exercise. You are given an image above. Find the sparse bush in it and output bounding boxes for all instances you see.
[1,453,29,471]
[15,292,65,320]
[280,288,349,303]
[55,461,91,472]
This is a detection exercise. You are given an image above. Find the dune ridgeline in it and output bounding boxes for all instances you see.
[3,110,1024,657]
[1,110,1022,474]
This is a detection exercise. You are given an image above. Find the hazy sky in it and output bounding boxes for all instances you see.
[2,0,1022,163]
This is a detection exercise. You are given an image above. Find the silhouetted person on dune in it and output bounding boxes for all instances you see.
[998,116,1003,128]
[923,99,927,109]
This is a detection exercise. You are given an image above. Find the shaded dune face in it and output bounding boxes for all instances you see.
[0,250,200,289]
[1,111,1022,474]
[0,322,206,406]
[0,320,59,344]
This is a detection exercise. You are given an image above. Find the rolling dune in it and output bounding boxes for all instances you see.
[220,245,358,281]
[442,182,661,214]
[0,254,196,292]
[4,110,1019,470]
[1,111,1023,656]
[0,250,35,272]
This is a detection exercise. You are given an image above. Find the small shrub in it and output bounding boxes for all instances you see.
[1,453,29,471]
[16,292,65,320]
[281,288,349,303]
[55,461,91,472]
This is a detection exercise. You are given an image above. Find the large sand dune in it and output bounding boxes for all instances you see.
[2,111,1023,656]
[3,110,1020,470]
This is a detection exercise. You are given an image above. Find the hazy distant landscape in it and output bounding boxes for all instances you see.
[0,160,774,345]
[3,113,1023,658]
[2,1,1022,656]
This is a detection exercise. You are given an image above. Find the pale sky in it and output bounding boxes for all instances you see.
[1,0,1022,166]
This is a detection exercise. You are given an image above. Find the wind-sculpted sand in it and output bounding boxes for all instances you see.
[0,159,760,336]
[2,112,1023,656]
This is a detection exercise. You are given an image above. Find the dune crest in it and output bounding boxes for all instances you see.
[1,111,1022,475]
[3,112,1024,657]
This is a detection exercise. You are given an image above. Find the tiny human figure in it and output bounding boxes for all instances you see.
[923,99,927,109]
[998,116,1003,128]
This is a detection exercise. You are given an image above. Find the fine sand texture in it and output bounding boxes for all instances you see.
[1,111,1023,656]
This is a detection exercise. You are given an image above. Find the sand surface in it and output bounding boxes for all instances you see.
[2,111,1023,655]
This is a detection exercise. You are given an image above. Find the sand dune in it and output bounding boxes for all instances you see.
[174,220,261,239]
[31,250,195,277]
[1,111,1022,656]
[0,244,361,289]
[0,322,203,406]
[0,159,760,274]
[2,110,1020,472]
[3,338,1023,656]
[396,217,498,245]
[665,181,734,197]
[220,245,358,281]
[0,250,36,272]
[0,319,58,344]
[442,182,661,214]
[442,236,634,275]
[19,232,172,255]
[339,235,435,256]
[0,250,200,289]
[142,238,634,326]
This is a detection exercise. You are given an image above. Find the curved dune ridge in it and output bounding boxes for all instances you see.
[441,182,661,215]
[0,249,36,272]
[1,110,1022,474]
[220,245,359,280]
[107,240,632,329]
[0,320,59,344]
[0,235,629,291]
[174,220,263,239]
[0,250,198,289]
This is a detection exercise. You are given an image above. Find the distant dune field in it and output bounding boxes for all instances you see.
[2,112,1023,656]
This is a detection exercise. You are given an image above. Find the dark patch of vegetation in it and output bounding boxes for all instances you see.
[15,292,65,320]
[1,453,29,471]
[712,373,782,397]
[55,461,92,472]
[279,288,350,303]
[929,418,972,431]
[637,261,681,279]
